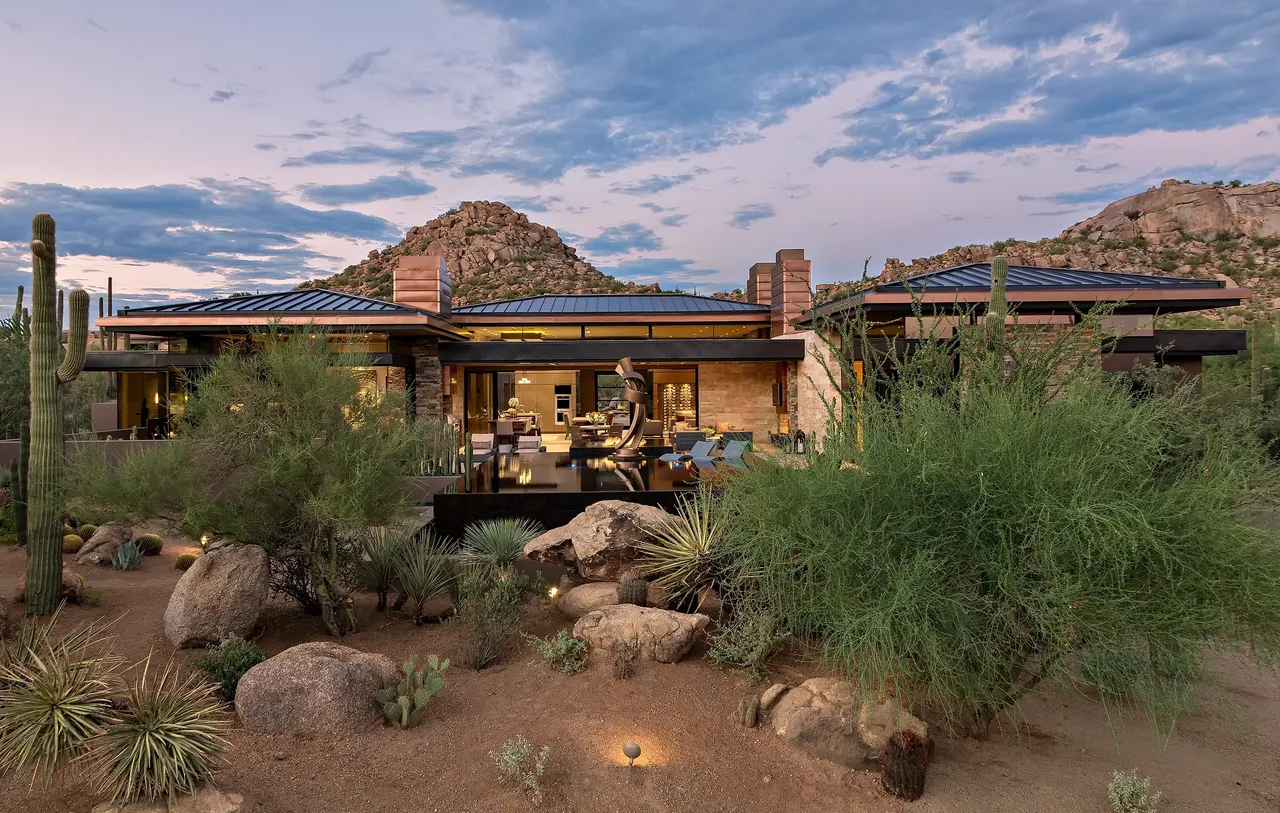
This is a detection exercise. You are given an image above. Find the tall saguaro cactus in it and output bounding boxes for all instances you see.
[15,424,29,546]
[24,214,90,616]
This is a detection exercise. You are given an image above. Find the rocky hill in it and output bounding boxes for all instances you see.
[840,179,1280,319]
[300,201,660,306]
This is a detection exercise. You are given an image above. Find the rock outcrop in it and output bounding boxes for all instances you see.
[300,200,662,306]
[524,500,673,581]
[163,544,270,648]
[840,180,1280,319]
[235,642,399,736]
[75,523,131,566]
[557,582,622,619]
[766,678,929,769]
[572,604,709,663]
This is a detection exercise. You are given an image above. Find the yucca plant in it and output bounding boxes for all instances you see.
[83,656,230,804]
[0,613,121,787]
[459,517,542,575]
[395,533,455,624]
[637,491,724,606]
[359,525,412,611]
[109,539,142,571]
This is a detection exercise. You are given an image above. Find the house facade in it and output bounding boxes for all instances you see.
[90,252,1250,445]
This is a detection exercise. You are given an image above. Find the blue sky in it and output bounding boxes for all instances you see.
[1,1,1278,316]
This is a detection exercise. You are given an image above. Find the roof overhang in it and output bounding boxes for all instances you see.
[83,350,417,372]
[96,312,466,339]
[450,312,771,326]
[1109,329,1247,358]
[438,338,804,365]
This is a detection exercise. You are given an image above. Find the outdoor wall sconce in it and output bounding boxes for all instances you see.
[622,741,641,767]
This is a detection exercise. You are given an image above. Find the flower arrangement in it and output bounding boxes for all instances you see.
[585,411,608,425]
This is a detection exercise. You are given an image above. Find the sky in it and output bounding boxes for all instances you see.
[1,1,1278,319]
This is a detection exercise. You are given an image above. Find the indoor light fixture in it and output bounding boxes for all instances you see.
[518,376,531,384]
[622,741,641,767]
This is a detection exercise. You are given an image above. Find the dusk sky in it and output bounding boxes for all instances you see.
[1,1,1278,317]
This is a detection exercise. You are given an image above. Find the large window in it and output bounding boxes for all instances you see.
[594,372,627,414]
[584,325,650,339]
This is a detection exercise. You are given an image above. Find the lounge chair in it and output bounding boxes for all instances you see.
[714,440,750,469]
[515,435,545,454]
[659,439,716,464]
[469,433,496,463]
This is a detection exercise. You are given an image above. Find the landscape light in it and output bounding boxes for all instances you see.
[199,534,210,550]
[622,741,641,767]
[547,586,559,599]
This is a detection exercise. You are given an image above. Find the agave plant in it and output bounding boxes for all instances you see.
[109,540,142,571]
[395,532,455,624]
[359,525,413,611]
[637,491,725,606]
[0,613,121,787]
[82,655,230,804]
[459,518,542,575]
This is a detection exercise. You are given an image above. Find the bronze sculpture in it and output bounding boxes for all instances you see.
[612,357,647,461]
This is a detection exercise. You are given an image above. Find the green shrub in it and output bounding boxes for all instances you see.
[716,300,1280,735]
[77,523,98,540]
[83,659,229,804]
[704,599,789,680]
[394,534,455,624]
[459,517,542,574]
[1107,769,1162,813]
[457,569,540,670]
[637,492,723,604]
[134,534,163,555]
[358,526,411,611]
[490,735,551,806]
[62,534,84,553]
[375,654,448,729]
[192,633,268,703]
[523,630,587,674]
[175,553,199,571]
[109,540,142,571]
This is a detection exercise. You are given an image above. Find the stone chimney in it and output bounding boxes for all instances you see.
[394,255,451,317]
[770,249,812,336]
[747,262,773,305]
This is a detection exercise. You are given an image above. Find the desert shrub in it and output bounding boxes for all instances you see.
[62,534,84,553]
[358,525,411,611]
[456,569,540,670]
[394,533,455,624]
[637,491,723,605]
[375,654,448,729]
[109,540,142,571]
[704,598,789,680]
[1107,769,1162,813]
[77,523,98,540]
[459,517,542,575]
[523,630,587,674]
[83,659,229,804]
[0,611,121,786]
[490,735,551,806]
[716,292,1280,735]
[192,634,267,703]
[134,534,163,556]
[175,553,199,571]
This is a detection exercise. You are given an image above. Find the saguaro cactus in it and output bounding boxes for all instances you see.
[24,213,90,616]
[15,423,29,546]
[985,255,1009,348]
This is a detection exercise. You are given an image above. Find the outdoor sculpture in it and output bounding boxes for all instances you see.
[612,357,647,461]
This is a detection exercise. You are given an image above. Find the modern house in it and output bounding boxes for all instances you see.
[89,252,1250,446]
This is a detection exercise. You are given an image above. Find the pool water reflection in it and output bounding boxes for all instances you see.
[473,452,700,494]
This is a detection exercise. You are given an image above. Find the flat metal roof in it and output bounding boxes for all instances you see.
[452,293,769,316]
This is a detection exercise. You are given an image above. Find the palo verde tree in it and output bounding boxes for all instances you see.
[716,256,1280,736]
[72,325,429,635]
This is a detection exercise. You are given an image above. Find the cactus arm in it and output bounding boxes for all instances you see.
[12,285,22,324]
[56,289,89,384]
[57,289,64,333]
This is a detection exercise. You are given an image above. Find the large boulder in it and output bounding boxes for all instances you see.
[572,604,709,663]
[557,582,621,619]
[767,678,928,768]
[164,544,269,648]
[90,784,248,813]
[14,566,84,605]
[235,642,399,736]
[75,523,132,566]
[523,500,673,581]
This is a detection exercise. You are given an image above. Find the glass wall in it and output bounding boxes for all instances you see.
[460,323,769,341]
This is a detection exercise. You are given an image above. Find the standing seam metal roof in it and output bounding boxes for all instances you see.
[452,293,770,315]
[118,289,422,315]
[875,263,1226,292]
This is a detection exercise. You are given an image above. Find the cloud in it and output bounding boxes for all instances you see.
[946,170,978,184]
[3,19,22,31]
[0,179,400,283]
[1021,158,1280,207]
[209,90,236,103]
[298,171,437,205]
[504,195,563,213]
[86,19,108,32]
[1075,162,1121,173]
[596,257,723,287]
[660,213,689,227]
[640,202,667,213]
[254,143,278,151]
[727,203,775,229]
[318,48,391,91]
[282,129,459,167]
[581,222,663,255]
[609,173,698,195]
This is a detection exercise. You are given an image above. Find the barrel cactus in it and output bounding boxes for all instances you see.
[23,214,90,614]
[617,579,648,606]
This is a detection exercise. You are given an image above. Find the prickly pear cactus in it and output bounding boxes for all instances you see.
[375,654,449,729]
[23,214,91,615]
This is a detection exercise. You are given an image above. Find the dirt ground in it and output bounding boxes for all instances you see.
[1,541,1278,813]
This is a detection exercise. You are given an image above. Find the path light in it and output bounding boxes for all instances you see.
[199,534,210,551]
[547,585,559,599]
[622,741,641,767]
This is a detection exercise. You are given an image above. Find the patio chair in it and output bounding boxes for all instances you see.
[495,420,514,447]
[515,435,545,454]
[714,439,750,469]
[659,439,716,464]
[642,420,664,440]
[672,430,707,453]
[469,433,496,462]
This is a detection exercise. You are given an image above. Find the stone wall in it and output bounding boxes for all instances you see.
[411,337,444,419]
[697,362,777,439]
[793,330,842,452]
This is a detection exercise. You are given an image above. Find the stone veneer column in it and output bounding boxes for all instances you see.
[411,337,444,420]
[770,249,812,336]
